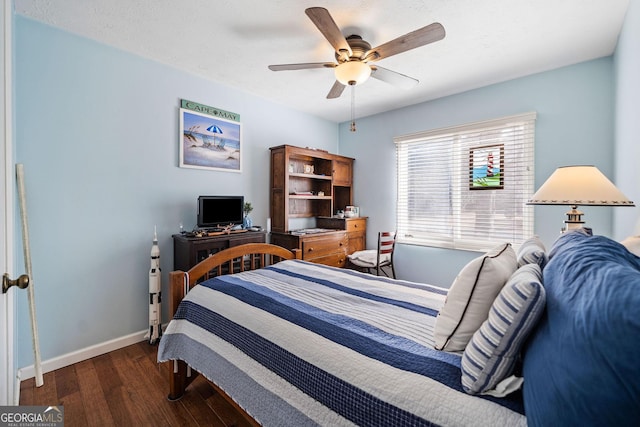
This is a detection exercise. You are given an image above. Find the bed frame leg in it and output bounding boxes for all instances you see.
[166,360,188,401]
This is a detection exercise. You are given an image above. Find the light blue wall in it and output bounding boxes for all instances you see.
[338,58,616,286]
[13,16,338,367]
[614,0,640,239]
[14,9,635,367]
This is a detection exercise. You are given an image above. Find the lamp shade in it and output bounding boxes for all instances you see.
[334,61,371,86]
[527,165,634,207]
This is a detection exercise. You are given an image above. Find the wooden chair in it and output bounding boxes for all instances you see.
[347,231,396,278]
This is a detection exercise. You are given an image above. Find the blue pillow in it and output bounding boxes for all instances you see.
[522,231,640,426]
[461,263,545,395]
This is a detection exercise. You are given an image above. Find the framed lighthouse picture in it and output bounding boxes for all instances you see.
[469,144,504,190]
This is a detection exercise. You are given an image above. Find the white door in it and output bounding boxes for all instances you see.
[1,0,16,406]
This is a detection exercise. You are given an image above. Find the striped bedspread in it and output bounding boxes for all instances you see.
[158,260,525,426]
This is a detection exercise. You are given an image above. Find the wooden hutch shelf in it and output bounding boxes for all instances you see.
[288,172,332,180]
[269,144,365,268]
[289,195,333,200]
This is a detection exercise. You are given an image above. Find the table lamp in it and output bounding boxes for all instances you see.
[527,165,635,232]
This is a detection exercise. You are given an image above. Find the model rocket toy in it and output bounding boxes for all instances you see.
[146,226,162,345]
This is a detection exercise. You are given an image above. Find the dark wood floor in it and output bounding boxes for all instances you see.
[19,341,253,427]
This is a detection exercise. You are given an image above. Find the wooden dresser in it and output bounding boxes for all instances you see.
[316,216,367,253]
[271,230,349,267]
[270,217,367,268]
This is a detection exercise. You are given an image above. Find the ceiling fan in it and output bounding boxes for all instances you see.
[268,7,446,100]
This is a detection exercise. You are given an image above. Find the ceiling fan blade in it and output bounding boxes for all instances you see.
[370,65,419,89]
[305,7,352,58]
[365,22,445,62]
[268,62,335,71]
[326,81,345,99]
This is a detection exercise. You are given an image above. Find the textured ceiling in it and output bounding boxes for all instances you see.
[15,0,630,123]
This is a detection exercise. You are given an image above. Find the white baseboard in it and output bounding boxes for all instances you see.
[17,329,149,384]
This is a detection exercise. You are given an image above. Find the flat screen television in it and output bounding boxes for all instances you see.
[197,195,244,228]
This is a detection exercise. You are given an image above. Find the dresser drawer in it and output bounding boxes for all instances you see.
[346,218,366,233]
[301,232,347,259]
[307,251,347,268]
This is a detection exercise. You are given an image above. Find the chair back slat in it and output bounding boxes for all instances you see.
[375,231,396,278]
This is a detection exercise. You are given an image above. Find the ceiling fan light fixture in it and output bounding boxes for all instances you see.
[334,61,371,86]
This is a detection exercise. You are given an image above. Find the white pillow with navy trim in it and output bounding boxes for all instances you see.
[461,263,546,396]
[434,243,517,352]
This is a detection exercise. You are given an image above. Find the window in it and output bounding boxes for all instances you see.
[395,112,536,252]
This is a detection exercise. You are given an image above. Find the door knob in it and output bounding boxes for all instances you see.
[2,273,30,293]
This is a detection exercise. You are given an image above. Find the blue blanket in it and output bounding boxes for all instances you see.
[523,231,640,426]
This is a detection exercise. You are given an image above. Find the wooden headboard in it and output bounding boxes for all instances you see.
[168,242,300,317]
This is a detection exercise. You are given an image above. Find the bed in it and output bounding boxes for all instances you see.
[157,242,526,426]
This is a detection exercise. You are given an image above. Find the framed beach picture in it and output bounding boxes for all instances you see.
[469,144,504,190]
[179,101,241,172]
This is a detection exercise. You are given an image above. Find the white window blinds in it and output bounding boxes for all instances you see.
[395,112,536,252]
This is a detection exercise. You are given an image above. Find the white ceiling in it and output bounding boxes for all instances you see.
[15,0,630,123]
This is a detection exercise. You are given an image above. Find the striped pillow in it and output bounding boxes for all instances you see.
[516,235,548,268]
[461,263,546,395]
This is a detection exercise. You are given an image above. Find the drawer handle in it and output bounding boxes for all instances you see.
[354,224,358,228]
[339,242,344,246]
[308,247,314,252]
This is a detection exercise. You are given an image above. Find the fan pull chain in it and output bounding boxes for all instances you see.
[350,83,356,132]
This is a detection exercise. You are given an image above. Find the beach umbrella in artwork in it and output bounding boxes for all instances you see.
[207,125,223,146]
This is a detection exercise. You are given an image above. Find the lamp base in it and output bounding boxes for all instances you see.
[562,205,585,233]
